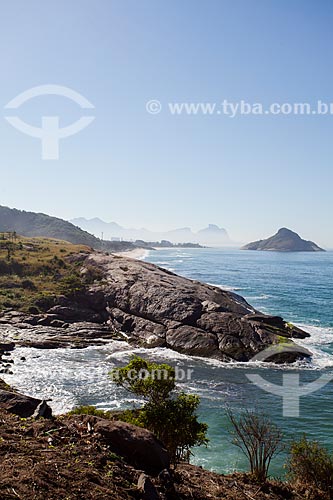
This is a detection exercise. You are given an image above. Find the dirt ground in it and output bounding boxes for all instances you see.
[0,410,326,500]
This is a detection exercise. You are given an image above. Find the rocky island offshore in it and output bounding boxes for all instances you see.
[0,234,311,366]
[242,227,325,252]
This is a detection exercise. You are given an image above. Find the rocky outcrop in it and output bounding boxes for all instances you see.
[0,253,311,363]
[0,316,116,349]
[92,254,310,362]
[0,341,15,374]
[75,254,310,362]
[82,416,170,476]
[242,228,325,252]
[0,388,52,418]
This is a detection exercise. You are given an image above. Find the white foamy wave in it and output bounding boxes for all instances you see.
[105,345,322,372]
[296,323,333,346]
[207,282,242,292]
[3,322,333,417]
[107,346,197,363]
[245,294,273,300]
[294,323,333,369]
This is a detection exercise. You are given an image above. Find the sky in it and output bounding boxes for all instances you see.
[0,0,332,247]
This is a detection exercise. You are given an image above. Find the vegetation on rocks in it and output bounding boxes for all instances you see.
[0,233,95,312]
[68,405,115,419]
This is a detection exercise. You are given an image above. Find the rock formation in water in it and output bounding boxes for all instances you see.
[242,228,325,252]
[0,252,311,363]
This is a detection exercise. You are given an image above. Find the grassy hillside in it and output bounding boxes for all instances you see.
[0,206,101,248]
[0,233,97,313]
[0,206,139,253]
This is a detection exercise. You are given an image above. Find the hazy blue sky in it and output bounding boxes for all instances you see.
[1,1,332,246]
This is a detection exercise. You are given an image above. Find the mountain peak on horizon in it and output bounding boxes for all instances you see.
[198,224,228,233]
[70,217,232,245]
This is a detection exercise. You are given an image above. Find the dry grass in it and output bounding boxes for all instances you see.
[0,233,92,313]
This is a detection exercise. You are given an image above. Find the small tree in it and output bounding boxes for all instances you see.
[110,356,176,405]
[110,356,208,464]
[140,393,208,463]
[287,435,333,496]
[227,408,283,482]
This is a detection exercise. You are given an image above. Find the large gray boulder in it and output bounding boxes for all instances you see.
[79,254,311,363]
[82,416,170,475]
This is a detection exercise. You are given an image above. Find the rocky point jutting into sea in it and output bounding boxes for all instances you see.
[0,251,311,366]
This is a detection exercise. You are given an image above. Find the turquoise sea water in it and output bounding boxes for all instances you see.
[4,248,333,477]
[143,248,333,475]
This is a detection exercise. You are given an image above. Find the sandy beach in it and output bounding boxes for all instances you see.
[112,248,150,260]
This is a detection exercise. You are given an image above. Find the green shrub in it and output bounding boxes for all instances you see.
[139,393,208,463]
[32,294,57,311]
[27,305,40,314]
[110,356,175,404]
[21,279,37,290]
[110,356,208,464]
[68,405,113,419]
[287,435,333,496]
[82,265,104,284]
[59,273,86,296]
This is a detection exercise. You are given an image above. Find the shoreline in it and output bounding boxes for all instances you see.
[112,248,150,260]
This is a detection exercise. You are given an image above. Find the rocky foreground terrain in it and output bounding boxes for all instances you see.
[0,245,321,499]
[0,380,319,500]
[0,251,311,366]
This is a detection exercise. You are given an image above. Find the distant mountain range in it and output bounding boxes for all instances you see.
[0,206,230,249]
[2,207,323,253]
[70,218,232,246]
[242,228,325,252]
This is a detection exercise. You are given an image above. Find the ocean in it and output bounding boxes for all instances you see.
[4,248,333,477]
